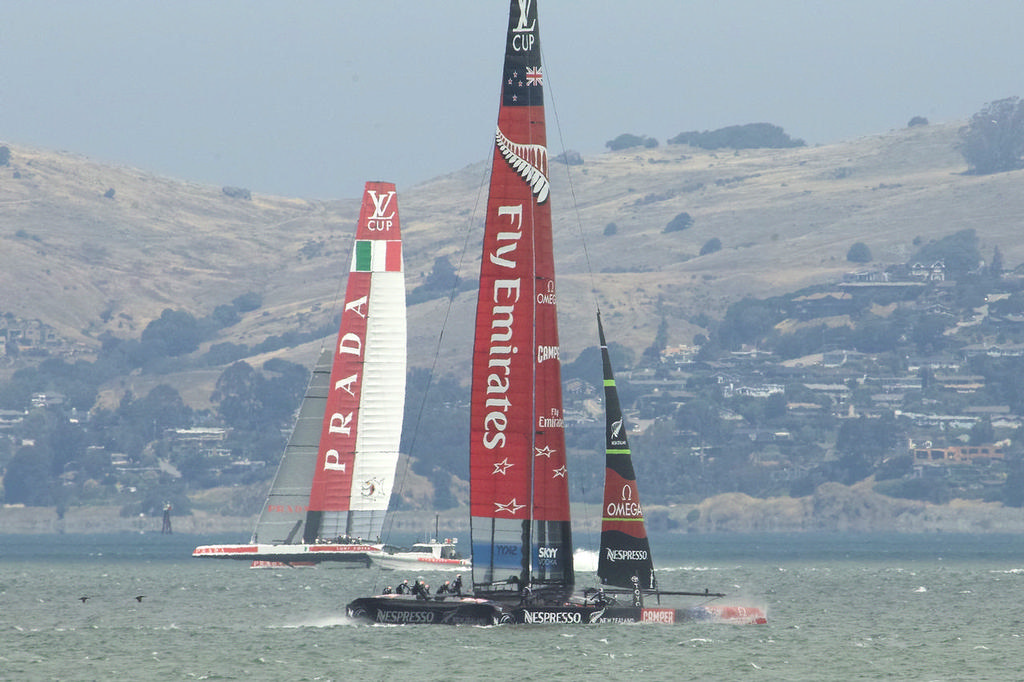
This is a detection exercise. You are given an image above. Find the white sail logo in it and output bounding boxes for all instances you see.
[496,126,549,203]
[323,295,367,472]
[366,190,396,231]
[482,206,524,451]
[607,483,642,518]
[605,548,649,562]
[361,477,384,499]
[512,0,536,52]
[495,498,525,515]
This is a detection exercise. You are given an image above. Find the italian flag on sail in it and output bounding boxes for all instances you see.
[352,240,402,273]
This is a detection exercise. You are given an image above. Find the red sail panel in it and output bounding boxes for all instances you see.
[470,0,568,524]
[308,182,399,513]
[469,7,545,524]
[470,0,572,593]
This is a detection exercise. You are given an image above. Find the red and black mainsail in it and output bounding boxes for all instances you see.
[469,0,573,599]
[596,314,656,589]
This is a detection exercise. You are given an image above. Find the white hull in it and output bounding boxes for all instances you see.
[192,542,382,566]
[369,539,470,571]
[370,554,471,571]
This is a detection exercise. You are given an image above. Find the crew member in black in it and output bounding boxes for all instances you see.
[414,581,431,600]
[451,573,463,597]
[395,579,410,595]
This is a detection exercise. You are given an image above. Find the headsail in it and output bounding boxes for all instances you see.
[305,181,407,543]
[596,313,656,590]
[469,0,573,599]
[250,348,332,544]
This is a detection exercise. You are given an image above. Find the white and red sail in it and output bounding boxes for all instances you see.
[194,182,406,564]
[305,181,406,543]
[469,0,573,598]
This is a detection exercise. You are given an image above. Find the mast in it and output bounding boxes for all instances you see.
[305,181,406,543]
[597,313,657,589]
[470,0,573,599]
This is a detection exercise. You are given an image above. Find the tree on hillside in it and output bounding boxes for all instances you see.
[663,212,693,233]
[129,384,192,440]
[409,255,467,304]
[911,229,981,278]
[846,242,872,263]
[668,123,805,150]
[699,237,722,255]
[2,445,53,506]
[990,245,1004,278]
[641,317,669,365]
[141,309,201,357]
[211,362,262,431]
[232,291,262,312]
[958,96,1024,174]
[835,414,901,484]
[605,133,658,151]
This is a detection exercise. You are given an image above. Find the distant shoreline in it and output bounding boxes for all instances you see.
[4,481,1024,535]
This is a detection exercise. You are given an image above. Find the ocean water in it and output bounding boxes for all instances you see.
[2,532,1023,681]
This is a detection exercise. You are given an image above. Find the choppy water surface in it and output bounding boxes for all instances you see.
[2,532,1023,681]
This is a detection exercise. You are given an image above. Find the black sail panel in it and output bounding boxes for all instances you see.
[596,313,657,589]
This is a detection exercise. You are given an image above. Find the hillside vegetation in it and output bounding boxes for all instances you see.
[5,120,1024,522]
[5,121,1019,389]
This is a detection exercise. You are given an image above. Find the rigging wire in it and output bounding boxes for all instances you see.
[375,154,493,589]
[541,43,603,572]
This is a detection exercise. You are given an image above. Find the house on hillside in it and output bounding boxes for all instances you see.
[910,442,1005,466]
[910,260,946,281]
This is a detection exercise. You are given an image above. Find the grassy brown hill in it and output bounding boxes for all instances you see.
[3,121,1023,405]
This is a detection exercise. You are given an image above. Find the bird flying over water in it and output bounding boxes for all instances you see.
[79,597,89,603]
[135,596,145,602]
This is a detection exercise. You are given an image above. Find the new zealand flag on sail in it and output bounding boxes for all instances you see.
[502,64,543,107]
[502,0,544,107]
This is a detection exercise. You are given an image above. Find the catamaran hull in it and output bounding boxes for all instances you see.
[368,555,471,571]
[192,543,381,566]
[513,604,767,625]
[346,596,511,626]
[345,597,765,626]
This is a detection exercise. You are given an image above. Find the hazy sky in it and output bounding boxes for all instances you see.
[3,1,1023,199]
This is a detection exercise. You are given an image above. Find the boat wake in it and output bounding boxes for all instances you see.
[573,548,598,573]
[274,616,349,628]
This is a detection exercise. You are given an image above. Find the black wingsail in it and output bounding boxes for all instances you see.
[596,313,657,589]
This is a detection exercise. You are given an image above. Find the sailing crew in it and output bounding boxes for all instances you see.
[395,579,410,595]
[451,574,463,597]
[382,586,393,595]
[436,580,450,596]
[414,582,431,600]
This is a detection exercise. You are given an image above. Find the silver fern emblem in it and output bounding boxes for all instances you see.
[495,125,549,203]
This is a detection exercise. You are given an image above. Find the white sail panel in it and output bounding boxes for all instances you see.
[347,269,406,536]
